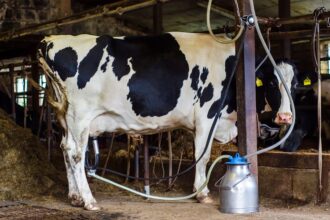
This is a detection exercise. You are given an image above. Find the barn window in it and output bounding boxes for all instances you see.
[320,42,330,74]
[14,76,28,107]
[14,72,46,107]
[39,74,47,106]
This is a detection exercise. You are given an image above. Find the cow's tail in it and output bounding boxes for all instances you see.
[37,47,68,128]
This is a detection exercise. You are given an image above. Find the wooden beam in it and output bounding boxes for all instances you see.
[269,29,330,40]
[236,0,258,178]
[153,1,163,35]
[0,0,157,41]
[222,150,330,169]
[276,11,330,26]
[278,0,291,59]
[31,54,40,133]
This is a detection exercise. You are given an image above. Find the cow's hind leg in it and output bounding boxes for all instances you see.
[62,124,99,210]
[193,123,214,204]
[61,143,84,207]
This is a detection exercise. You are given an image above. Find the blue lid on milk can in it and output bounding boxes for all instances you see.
[225,153,248,165]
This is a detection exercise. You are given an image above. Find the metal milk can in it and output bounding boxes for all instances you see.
[219,153,259,214]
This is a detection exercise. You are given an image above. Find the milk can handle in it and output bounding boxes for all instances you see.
[217,173,251,189]
[214,175,225,187]
[231,173,251,188]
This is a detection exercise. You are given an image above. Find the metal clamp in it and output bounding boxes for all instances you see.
[242,15,255,27]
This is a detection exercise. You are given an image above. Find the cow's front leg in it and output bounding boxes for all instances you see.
[64,128,99,210]
[193,124,214,204]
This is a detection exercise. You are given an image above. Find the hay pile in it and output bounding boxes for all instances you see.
[0,108,66,200]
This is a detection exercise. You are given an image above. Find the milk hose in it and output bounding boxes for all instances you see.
[207,0,244,44]
[244,0,296,158]
[88,155,231,201]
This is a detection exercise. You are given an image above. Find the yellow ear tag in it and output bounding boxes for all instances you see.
[303,77,311,86]
[256,77,263,87]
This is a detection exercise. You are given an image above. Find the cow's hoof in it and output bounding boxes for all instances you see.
[70,195,84,207]
[84,203,100,211]
[197,195,214,204]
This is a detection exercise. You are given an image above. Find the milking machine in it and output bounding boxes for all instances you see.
[85,0,297,215]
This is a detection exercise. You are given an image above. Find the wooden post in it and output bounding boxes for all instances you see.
[236,0,258,179]
[59,0,72,33]
[153,0,163,35]
[31,55,40,133]
[279,0,291,59]
[47,103,52,161]
[9,65,16,121]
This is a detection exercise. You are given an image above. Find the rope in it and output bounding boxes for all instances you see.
[206,0,244,44]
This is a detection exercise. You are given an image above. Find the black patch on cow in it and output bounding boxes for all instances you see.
[207,55,236,119]
[197,87,202,99]
[105,33,189,116]
[106,36,136,80]
[200,67,208,84]
[190,65,213,107]
[46,42,54,62]
[190,65,200,91]
[77,35,108,89]
[101,56,110,72]
[53,47,78,81]
[200,83,213,107]
[207,99,221,119]
[263,64,281,114]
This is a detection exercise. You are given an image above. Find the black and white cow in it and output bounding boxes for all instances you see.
[280,78,330,151]
[256,59,298,125]
[39,33,296,210]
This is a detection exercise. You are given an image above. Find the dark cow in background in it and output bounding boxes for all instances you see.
[39,33,296,210]
[258,66,330,152]
[281,78,330,152]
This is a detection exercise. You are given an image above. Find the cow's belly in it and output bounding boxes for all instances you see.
[214,109,237,143]
[88,108,195,136]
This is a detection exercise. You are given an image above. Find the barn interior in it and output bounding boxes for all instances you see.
[0,0,330,219]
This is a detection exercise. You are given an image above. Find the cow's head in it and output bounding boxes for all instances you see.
[257,60,298,125]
